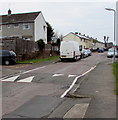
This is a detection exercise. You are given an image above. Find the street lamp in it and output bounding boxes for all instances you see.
[105,8,116,63]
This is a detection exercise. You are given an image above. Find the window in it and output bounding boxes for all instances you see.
[23,37,31,40]
[23,24,30,30]
[7,24,10,28]
[43,26,46,31]
[14,24,19,28]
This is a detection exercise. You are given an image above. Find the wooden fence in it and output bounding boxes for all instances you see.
[0,37,59,61]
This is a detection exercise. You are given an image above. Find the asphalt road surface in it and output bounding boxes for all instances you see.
[1,52,115,118]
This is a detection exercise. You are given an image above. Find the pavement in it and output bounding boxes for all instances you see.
[73,60,117,118]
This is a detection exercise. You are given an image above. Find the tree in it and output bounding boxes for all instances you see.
[93,39,98,43]
[37,39,45,50]
[104,36,109,48]
[57,38,61,46]
[46,22,54,42]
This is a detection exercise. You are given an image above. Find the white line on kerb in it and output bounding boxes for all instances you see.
[60,65,96,98]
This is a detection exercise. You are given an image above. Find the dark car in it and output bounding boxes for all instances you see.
[98,48,104,53]
[0,50,16,65]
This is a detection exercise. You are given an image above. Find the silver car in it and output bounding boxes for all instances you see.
[86,49,92,56]
[107,48,118,58]
[81,49,89,58]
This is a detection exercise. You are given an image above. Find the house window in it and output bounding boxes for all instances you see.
[7,24,10,28]
[23,24,30,30]
[43,26,46,31]
[14,24,19,28]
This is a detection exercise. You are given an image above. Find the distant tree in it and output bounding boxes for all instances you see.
[46,22,54,42]
[104,36,109,48]
[93,39,98,43]
[37,39,45,50]
[57,38,61,46]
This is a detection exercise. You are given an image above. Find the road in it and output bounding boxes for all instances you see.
[1,52,115,118]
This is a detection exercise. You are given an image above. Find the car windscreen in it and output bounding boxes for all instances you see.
[109,49,117,52]
[10,51,16,56]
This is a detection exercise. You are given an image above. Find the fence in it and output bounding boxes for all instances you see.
[0,37,59,61]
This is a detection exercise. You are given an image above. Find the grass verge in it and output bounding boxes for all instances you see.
[17,56,59,64]
[112,62,118,95]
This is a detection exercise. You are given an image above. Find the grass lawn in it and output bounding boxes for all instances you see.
[112,62,118,95]
[17,56,59,64]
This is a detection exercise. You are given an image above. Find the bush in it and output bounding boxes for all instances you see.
[37,39,45,50]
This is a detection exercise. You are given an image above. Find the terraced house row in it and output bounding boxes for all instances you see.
[63,32,105,50]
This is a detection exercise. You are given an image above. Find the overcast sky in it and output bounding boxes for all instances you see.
[0,0,118,43]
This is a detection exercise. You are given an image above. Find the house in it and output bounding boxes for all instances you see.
[92,41,105,50]
[0,9,47,43]
[63,32,91,49]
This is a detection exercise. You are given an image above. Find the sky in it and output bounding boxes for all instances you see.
[0,0,118,43]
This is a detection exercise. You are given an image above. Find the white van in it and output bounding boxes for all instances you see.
[60,41,81,61]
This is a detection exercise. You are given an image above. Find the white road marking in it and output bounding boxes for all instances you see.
[22,66,46,74]
[60,65,96,98]
[17,76,34,82]
[1,66,46,82]
[52,74,64,77]
[0,66,46,81]
[1,75,20,82]
[63,103,89,118]
[68,75,77,78]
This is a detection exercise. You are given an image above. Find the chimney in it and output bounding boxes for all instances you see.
[8,9,11,15]
[75,32,78,35]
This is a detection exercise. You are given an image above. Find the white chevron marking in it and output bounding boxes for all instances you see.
[68,75,77,78]
[52,74,64,77]
[1,75,20,82]
[17,76,34,82]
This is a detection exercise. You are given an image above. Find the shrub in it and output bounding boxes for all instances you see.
[37,39,45,50]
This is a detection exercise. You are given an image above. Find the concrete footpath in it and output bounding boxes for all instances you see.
[75,61,117,118]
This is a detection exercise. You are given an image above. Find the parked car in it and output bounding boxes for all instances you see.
[86,49,92,56]
[0,50,16,65]
[107,48,118,58]
[60,41,81,61]
[98,48,104,53]
[81,49,89,58]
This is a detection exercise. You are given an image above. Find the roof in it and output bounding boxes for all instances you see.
[77,34,89,40]
[0,11,41,25]
[64,32,89,40]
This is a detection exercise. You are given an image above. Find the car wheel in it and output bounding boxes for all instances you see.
[4,60,10,65]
